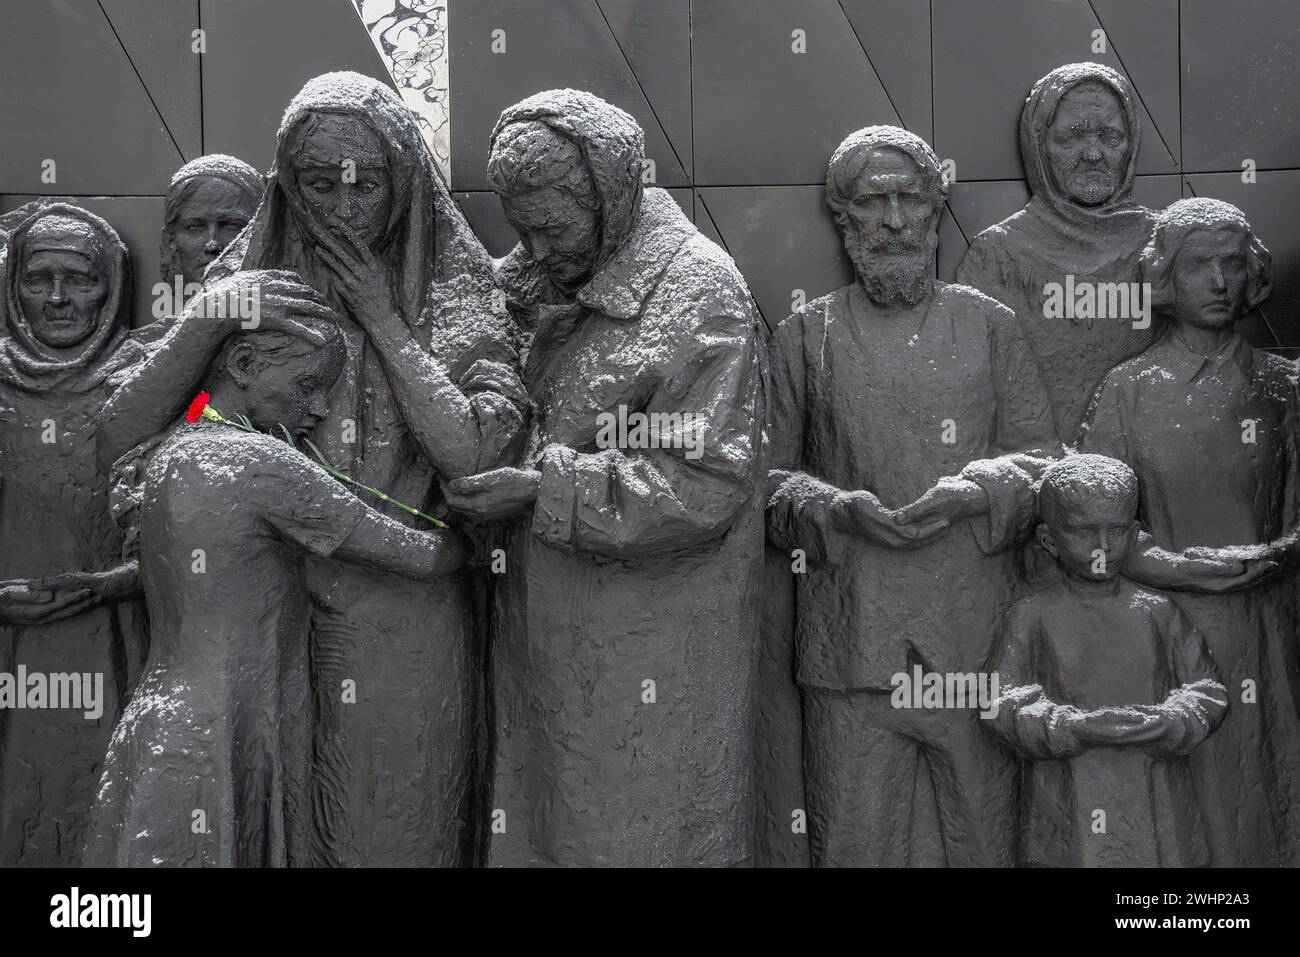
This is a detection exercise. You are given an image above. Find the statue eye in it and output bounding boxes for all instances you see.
[308,178,334,193]
[358,181,379,193]
[1100,129,1123,147]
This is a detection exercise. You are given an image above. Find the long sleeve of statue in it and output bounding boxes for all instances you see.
[1150,602,1228,756]
[533,291,760,558]
[987,604,1086,760]
[959,308,1059,555]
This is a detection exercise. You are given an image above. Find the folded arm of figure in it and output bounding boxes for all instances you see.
[252,433,466,581]
[533,316,760,560]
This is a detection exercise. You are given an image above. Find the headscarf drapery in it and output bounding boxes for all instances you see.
[160,154,264,282]
[209,71,496,329]
[1018,62,1152,272]
[0,202,132,391]
[490,89,645,273]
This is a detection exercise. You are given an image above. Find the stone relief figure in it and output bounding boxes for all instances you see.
[956,63,1160,442]
[83,273,467,868]
[160,154,264,293]
[442,89,765,866]
[1079,198,1300,866]
[985,454,1228,867]
[96,72,526,867]
[0,203,164,866]
[766,127,1059,867]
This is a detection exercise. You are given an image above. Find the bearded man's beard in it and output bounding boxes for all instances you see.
[846,230,937,306]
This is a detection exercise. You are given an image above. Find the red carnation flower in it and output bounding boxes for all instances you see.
[186,390,211,424]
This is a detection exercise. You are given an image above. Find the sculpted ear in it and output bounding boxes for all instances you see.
[1036,522,1060,559]
[1244,231,1273,311]
[225,340,259,389]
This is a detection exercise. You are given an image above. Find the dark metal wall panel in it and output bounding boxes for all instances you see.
[199,0,392,174]
[0,0,185,194]
[449,0,691,192]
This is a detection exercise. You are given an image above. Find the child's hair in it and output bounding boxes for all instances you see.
[1038,454,1139,528]
[1139,197,1271,313]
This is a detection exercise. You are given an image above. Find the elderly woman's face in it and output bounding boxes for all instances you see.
[501,181,601,290]
[19,241,109,349]
[1045,82,1130,207]
[171,178,257,287]
[292,117,393,248]
[1171,228,1250,331]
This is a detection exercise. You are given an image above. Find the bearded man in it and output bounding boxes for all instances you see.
[767,126,1059,867]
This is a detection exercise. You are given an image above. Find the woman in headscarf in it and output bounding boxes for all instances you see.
[97,72,525,867]
[0,202,158,866]
[444,89,766,867]
[159,154,263,294]
[956,63,1159,442]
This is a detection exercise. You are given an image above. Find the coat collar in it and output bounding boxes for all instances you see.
[575,189,694,320]
[1159,325,1254,384]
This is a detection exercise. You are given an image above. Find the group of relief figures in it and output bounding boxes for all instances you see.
[0,62,1297,869]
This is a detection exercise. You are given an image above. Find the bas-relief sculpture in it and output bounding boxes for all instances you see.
[767,126,1058,867]
[986,454,1228,867]
[84,272,466,867]
[98,71,525,868]
[160,155,264,293]
[956,62,1162,442]
[0,204,160,866]
[442,89,766,867]
[1079,198,1300,867]
[0,58,1295,870]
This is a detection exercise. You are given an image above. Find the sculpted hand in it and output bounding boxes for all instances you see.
[195,271,337,340]
[313,227,400,332]
[891,477,988,528]
[457,358,529,407]
[0,579,96,626]
[765,472,841,560]
[840,490,949,549]
[442,467,541,521]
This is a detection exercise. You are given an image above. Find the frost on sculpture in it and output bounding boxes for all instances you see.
[1079,198,1300,866]
[0,203,166,867]
[444,89,766,866]
[957,63,1162,441]
[766,126,1059,867]
[985,454,1228,867]
[95,71,526,867]
[160,154,264,294]
[83,272,466,868]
